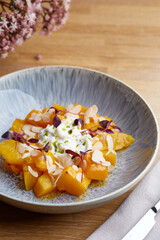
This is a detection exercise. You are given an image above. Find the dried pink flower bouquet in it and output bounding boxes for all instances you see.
[0,0,70,58]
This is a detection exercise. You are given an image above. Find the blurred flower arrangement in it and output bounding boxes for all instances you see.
[0,0,70,58]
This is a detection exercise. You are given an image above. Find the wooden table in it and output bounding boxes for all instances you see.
[0,1,160,239]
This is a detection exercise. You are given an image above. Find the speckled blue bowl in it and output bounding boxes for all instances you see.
[0,66,159,213]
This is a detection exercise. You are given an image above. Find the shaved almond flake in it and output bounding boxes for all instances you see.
[106,135,114,150]
[54,172,62,185]
[92,150,111,167]
[72,165,79,171]
[18,143,26,154]
[84,105,98,124]
[99,133,107,144]
[65,105,82,119]
[22,125,36,138]
[28,166,38,177]
[31,126,43,133]
[92,141,103,151]
[29,112,37,120]
[34,114,42,122]
[76,172,82,182]
[50,175,55,185]
[106,134,116,155]
[83,160,87,170]
[46,155,56,173]
[52,168,62,176]
[22,152,30,159]
[41,113,50,123]
[30,149,39,156]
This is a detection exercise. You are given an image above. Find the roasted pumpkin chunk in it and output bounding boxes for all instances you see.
[0,139,24,165]
[11,119,27,133]
[23,171,38,191]
[102,151,116,166]
[34,173,55,197]
[84,163,108,180]
[111,132,135,151]
[57,166,91,196]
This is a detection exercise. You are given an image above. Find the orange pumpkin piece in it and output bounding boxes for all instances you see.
[111,132,135,151]
[0,139,24,165]
[57,166,91,196]
[102,151,116,166]
[11,119,27,133]
[53,104,66,112]
[25,108,54,127]
[33,151,56,172]
[4,161,22,175]
[23,166,38,191]
[34,173,55,197]
[84,163,108,180]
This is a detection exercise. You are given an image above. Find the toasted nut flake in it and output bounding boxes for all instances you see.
[72,165,79,171]
[52,168,62,176]
[92,141,103,151]
[46,156,56,173]
[34,114,42,122]
[29,112,37,120]
[28,166,38,177]
[84,105,98,124]
[22,152,30,159]
[41,113,50,122]
[76,172,82,182]
[30,149,39,157]
[83,160,87,170]
[22,125,36,138]
[31,126,43,133]
[92,150,111,167]
[65,104,82,118]
[106,134,114,150]
[18,143,26,154]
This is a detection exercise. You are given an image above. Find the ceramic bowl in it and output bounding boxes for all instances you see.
[0,66,159,213]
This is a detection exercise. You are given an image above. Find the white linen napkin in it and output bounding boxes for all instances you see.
[87,159,160,240]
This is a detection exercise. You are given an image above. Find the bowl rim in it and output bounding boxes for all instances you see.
[0,65,159,207]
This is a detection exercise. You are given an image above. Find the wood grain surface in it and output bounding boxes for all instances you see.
[0,0,160,239]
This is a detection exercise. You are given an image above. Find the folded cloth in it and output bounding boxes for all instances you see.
[87,160,160,240]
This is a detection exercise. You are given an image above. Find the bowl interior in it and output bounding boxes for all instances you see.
[0,66,158,207]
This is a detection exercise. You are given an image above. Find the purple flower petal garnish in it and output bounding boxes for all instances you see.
[53,115,61,128]
[28,138,39,143]
[99,120,112,129]
[74,118,84,127]
[65,149,80,158]
[43,142,50,152]
[106,129,114,134]
[1,131,13,139]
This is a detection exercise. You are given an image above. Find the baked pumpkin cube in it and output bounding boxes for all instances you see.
[23,165,39,191]
[11,119,27,133]
[25,108,54,127]
[84,163,108,180]
[102,151,116,166]
[4,161,22,175]
[33,173,55,197]
[0,139,24,165]
[57,166,91,196]
[24,171,38,191]
[111,132,135,151]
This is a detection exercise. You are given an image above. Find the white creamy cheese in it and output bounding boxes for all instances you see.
[39,118,92,156]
